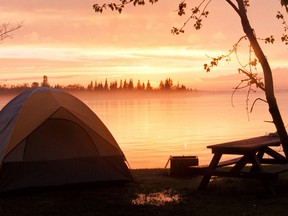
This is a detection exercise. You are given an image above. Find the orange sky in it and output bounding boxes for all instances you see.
[0,0,287,90]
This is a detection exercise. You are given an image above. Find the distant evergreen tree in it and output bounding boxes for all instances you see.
[54,84,63,89]
[41,75,50,87]
[123,79,128,90]
[136,80,142,91]
[87,81,93,90]
[110,80,118,90]
[142,82,145,90]
[119,79,123,90]
[164,78,173,90]
[104,79,109,90]
[128,79,134,90]
[94,81,98,90]
[97,82,103,90]
[159,80,164,90]
[146,80,152,91]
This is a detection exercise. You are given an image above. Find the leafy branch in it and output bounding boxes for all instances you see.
[202,34,267,118]
[171,0,211,35]
[203,36,247,73]
[93,0,158,14]
[276,11,288,45]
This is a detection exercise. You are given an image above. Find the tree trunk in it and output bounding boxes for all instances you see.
[236,0,288,157]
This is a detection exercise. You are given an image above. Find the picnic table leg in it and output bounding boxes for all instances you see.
[230,155,249,173]
[257,150,265,159]
[263,147,286,161]
[250,154,262,173]
[198,153,222,190]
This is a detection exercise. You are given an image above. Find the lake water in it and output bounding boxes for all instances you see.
[1,90,288,169]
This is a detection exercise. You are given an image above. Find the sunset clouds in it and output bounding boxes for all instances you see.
[0,0,287,90]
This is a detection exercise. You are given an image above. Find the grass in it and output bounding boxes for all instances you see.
[1,169,288,215]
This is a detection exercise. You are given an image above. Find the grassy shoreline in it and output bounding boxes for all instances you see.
[1,168,288,215]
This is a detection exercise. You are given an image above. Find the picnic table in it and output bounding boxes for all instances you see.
[192,135,288,192]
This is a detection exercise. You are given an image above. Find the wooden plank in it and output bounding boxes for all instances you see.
[192,164,288,179]
[199,169,279,180]
[264,164,288,174]
[230,155,249,173]
[217,157,242,167]
[207,136,281,154]
[260,158,287,164]
[263,147,286,160]
[190,157,242,169]
[200,164,288,180]
[188,166,208,175]
[208,136,281,149]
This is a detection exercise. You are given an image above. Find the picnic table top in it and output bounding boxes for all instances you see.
[207,135,281,154]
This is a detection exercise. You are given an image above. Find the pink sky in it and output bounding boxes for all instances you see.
[0,0,287,90]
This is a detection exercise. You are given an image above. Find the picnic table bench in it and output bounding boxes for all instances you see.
[189,135,288,192]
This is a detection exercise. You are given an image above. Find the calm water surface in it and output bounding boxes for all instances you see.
[1,90,288,169]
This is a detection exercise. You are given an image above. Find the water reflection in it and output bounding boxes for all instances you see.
[131,190,181,206]
[1,91,286,169]
[84,91,280,168]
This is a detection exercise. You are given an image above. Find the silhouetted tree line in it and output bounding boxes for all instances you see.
[0,76,195,92]
[87,77,189,91]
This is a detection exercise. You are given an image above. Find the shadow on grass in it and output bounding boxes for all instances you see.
[1,169,288,215]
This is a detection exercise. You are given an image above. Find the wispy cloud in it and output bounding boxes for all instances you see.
[0,0,286,90]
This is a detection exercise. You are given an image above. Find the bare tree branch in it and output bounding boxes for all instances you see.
[250,98,267,113]
[0,22,23,42]
[226,0,241,16]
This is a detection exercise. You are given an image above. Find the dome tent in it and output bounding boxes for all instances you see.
[0,87,133,192]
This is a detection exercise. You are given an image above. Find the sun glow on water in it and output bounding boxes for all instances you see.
[1,90,288,169]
